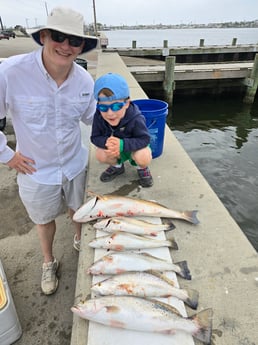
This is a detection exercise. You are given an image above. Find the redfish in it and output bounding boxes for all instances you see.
[91,271,199,309]
[93,216,175,236]
[88,231,178,251]
[87,252,191,280]
[71,296,212,344]
[73,194,199,224]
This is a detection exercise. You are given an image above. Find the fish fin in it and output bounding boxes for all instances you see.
[190,308,213,344]
[95,218,113,229]
[87,192,107,202]
[146,270,176,286]
[161,218,176,230]
[140,252,167,262]
[184,288,199,309]
[85,193,99,211]
[149,298,183,317]
[168,238,178,250]
[182,210,200,224]
[166,232,178,250]
[175,260,192,280]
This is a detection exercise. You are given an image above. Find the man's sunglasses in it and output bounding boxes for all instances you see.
[97,102,126,112]
[49,29,84,47]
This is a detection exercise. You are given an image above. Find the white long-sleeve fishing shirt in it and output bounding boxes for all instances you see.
[0,48,96,185]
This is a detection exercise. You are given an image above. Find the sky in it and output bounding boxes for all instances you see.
[0,0,258,28]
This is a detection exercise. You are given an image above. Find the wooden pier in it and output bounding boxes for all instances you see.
[126,59,254,104]
[126,60,253,82]
[103,42,258,63]
[102,42,258,104]
[107,52,257,105]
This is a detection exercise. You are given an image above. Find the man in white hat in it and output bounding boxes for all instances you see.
[0,7,98,295]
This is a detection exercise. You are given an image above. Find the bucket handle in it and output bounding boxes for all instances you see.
[147,119,157,129]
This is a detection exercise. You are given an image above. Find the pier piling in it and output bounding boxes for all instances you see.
[163,40,168,48]
[199,39,205,47]
[243,53,258,104]
[232,37,237,46]
[163,56,176,106]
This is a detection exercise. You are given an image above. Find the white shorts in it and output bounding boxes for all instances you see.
[17,170,86,224]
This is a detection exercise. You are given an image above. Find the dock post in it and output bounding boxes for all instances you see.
[243,53,258,104]
[163,56,176,106]
[132,40,137,48]
[232,38,237,46]
[163,40,168,48]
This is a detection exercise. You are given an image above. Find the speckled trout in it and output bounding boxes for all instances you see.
[88,231,178,251]
[91,271,199,309]
[87,252,191,280]
[73,194,199,224]
[71,296,212,344]
[93,217,175,236]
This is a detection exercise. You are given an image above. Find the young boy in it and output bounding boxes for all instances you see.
[91,72,153,187]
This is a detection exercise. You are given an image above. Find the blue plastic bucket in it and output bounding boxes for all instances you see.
[133,99,168,158]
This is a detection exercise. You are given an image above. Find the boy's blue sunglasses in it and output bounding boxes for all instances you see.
[97,102,126,112]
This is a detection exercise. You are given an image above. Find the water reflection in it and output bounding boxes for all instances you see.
[168,95,258,251]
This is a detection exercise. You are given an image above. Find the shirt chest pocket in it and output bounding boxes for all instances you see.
[11,96,52,129]
[61,99,90,129]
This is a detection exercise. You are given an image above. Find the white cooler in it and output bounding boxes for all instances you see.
[0,259,22,345]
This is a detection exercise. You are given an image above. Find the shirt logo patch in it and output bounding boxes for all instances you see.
[81,92,90,97]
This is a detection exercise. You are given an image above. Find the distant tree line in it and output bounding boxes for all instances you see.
[85,19,258,32]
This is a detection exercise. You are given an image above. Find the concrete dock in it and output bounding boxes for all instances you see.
[71,52,258,345]
[0,38,258,344]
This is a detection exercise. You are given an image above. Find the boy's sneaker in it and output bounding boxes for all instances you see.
[41,258,59,295]
[73,234,81,252]
[100,164,125,182]
[137,167,153,187]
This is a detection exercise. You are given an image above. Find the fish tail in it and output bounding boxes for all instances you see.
[161,218,176,230]
[184,288,199,309]
[169,238,178,250]
[183,210,199,224]
[190,308,213,344]
[175,260,191,280]
[166,233,178,250]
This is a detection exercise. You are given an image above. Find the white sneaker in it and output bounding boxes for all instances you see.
[41,258,59,295]
[73,235,81,251]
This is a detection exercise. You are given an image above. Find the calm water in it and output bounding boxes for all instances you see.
[104,28,258,251]
[168,95,258,252]
[103,27,258,47]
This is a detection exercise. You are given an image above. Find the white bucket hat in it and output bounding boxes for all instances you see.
[31,6,98,54]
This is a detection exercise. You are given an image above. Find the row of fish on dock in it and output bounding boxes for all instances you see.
[71,194,213,344]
